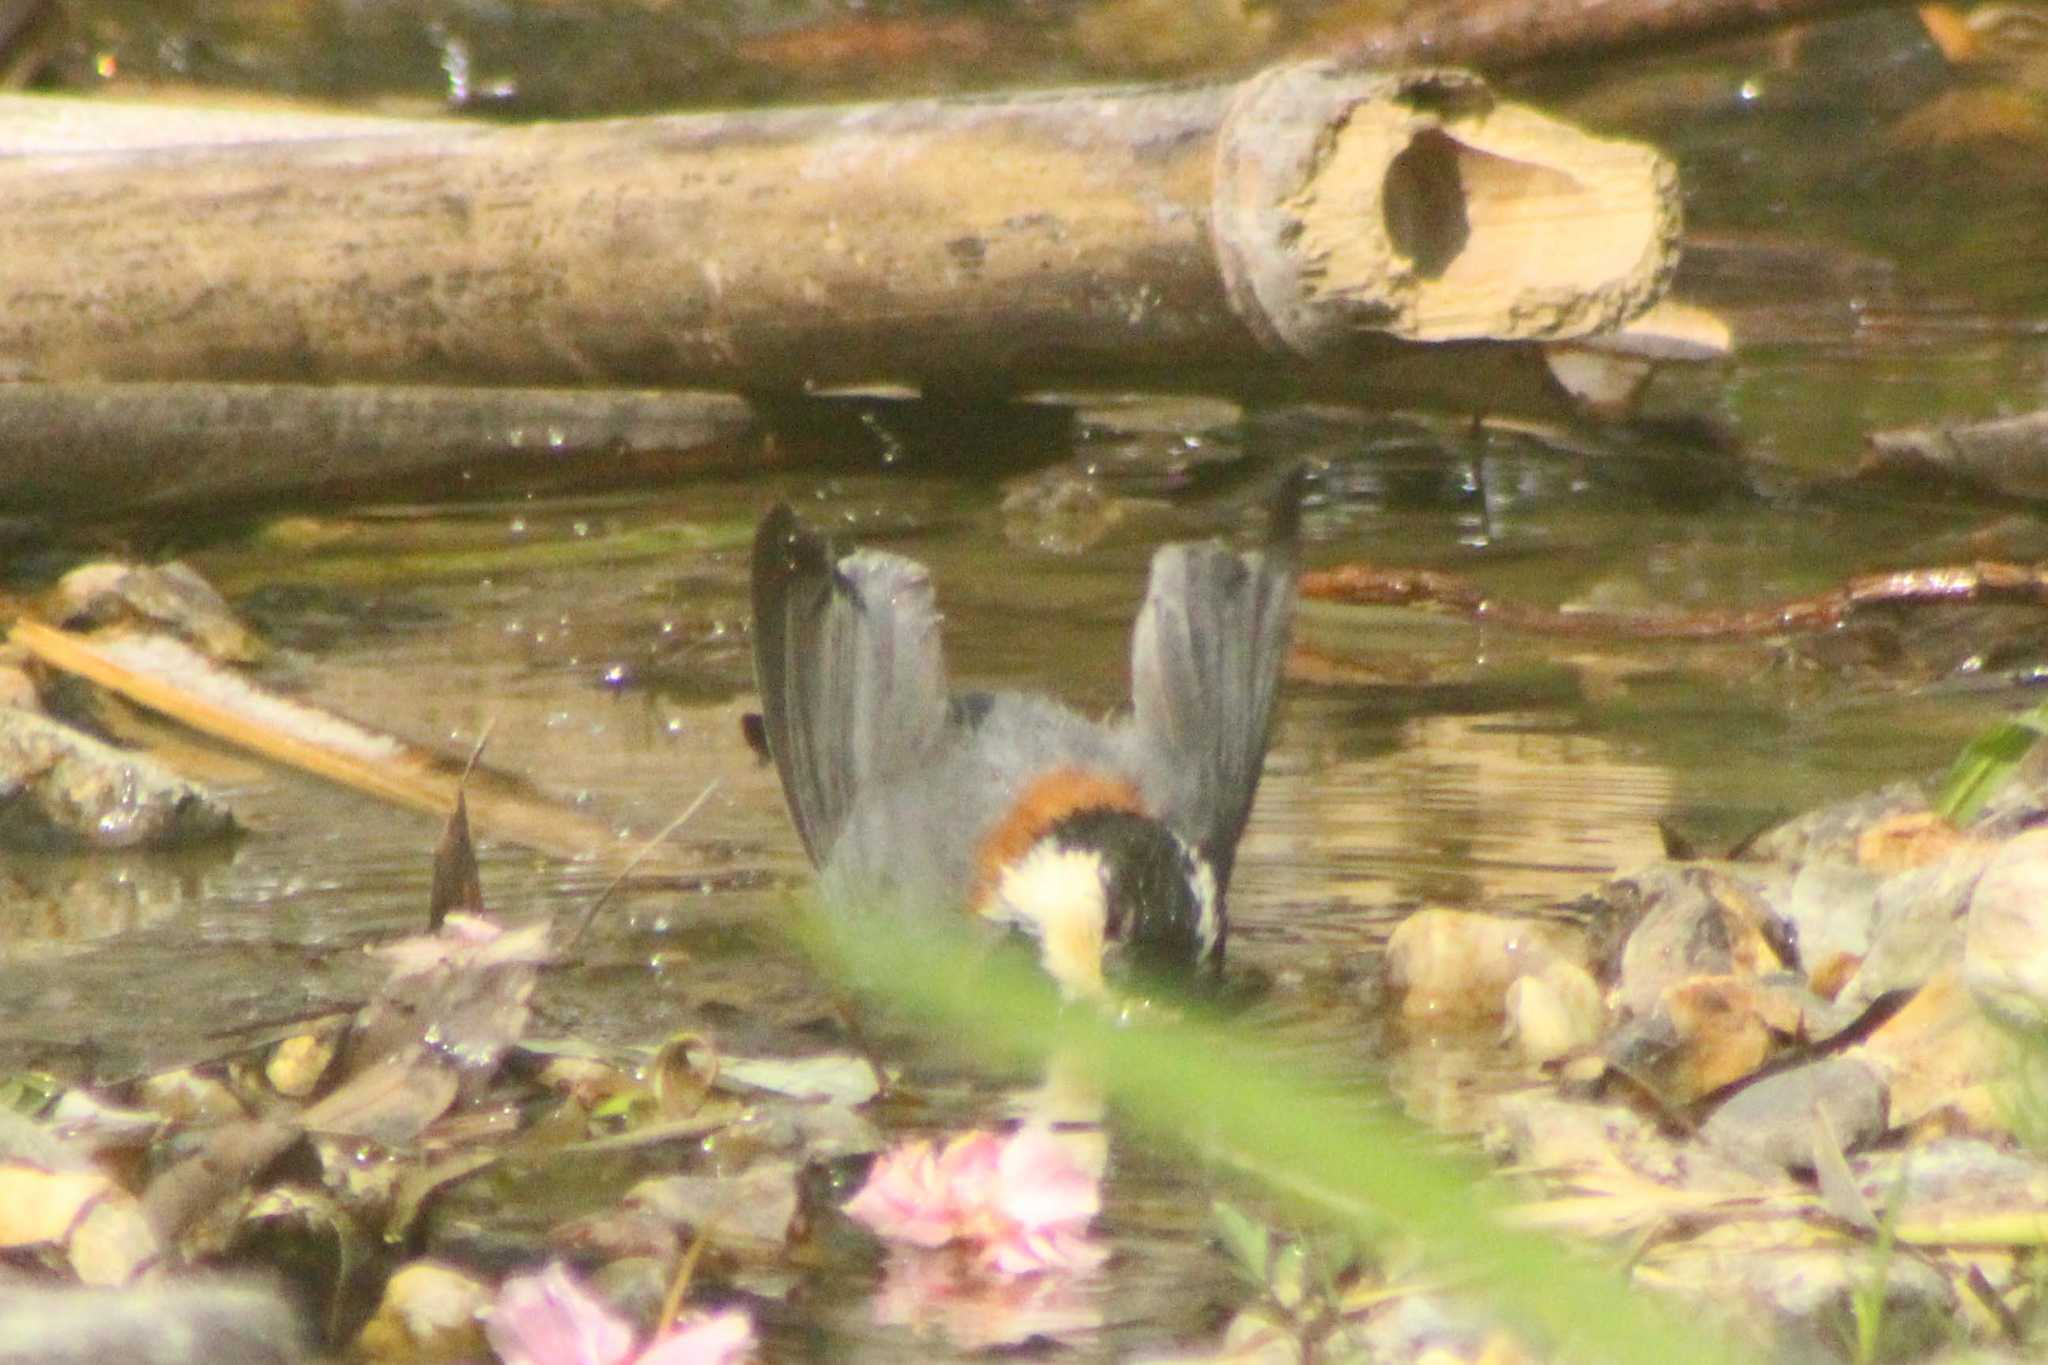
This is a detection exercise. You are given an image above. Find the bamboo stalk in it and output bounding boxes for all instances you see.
[10,620,749,881]
[0,62,1677,400]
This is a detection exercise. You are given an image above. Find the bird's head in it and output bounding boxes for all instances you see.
[981,805,1218,1000]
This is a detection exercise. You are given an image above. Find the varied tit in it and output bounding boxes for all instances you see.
[749,469,1303,1000]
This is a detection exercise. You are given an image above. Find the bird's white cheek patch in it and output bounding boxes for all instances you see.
[982,843,1110,1000]
[1039,899,1107,1000]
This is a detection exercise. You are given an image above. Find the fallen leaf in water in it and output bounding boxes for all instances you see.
[429,789,486,930]
[626,1160,802,1258]
[717,1053,879,1106]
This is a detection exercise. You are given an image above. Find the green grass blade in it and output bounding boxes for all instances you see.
[1935,701,2048,824]
[794,903,1757,1365]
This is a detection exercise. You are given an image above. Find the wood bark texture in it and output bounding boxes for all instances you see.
[0,62,1678,397]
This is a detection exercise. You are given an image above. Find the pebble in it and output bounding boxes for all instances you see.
[1963,825,2048,1026]
[1503,960,1604,1066]
[1610,864,1788,1018]
[1697,1057,1888,1177]
[1385,908,1582,1023]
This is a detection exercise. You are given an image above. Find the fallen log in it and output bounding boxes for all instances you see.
[0,62,1677,401]
[0,382,755,513]
[1863,409,2048,503]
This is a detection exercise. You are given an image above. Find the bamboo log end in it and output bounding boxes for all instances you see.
[1214,63,1681,352]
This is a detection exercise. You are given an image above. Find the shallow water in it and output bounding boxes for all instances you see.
[7,421,2032,1356]
[14,2,2048,1354]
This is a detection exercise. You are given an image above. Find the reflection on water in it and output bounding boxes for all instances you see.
[1240,703,1671,943]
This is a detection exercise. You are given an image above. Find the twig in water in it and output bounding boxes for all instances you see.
[563,779,721,952]
[1325,0,1897,75]
[1301,560,2048,642]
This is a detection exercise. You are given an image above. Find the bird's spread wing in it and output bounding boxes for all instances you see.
[750,507,949,865]
[1129,467,1305,894]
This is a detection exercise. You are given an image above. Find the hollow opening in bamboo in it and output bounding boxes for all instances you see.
[1293,88,1667,344]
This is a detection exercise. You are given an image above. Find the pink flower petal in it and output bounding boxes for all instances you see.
[991,1128,1102,1232]
[984,1224,1111,1277]
[486,1262,636,1365]
[844,1140,961,1247]
[848,1127,1109,1278]
[633,1310,755,1365]
[871,1248,1104,1349]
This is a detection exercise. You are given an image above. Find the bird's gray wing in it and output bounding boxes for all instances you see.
[750,506,949,866]
[1129,467,1305,894]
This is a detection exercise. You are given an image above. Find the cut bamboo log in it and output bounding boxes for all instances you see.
[0,62,1678,399]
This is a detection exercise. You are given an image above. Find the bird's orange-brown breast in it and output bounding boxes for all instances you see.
[970,767,1145,908]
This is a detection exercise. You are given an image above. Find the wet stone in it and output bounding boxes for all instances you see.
[0,1280,306,1364]
[1610,864,1789,1018]
[1346,1291,1506,1365]
[1772,857,1883,977]
[1698,1057,1888,1177]
[1963,825,2048,1026]
[1838,841,1993,1010]
[1385,907,1583,1023]
[1849,968,2008,1134]
[1503,959,1604,1066]
[1740,781,1930,868]
[52,560,264,664]
[1740,1250,1952,1364]
[1860,1137,2048,1216]
[0,708,236,850]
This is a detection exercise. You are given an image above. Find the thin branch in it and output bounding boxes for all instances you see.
[1299,560,2048,641]
[564,780,723,953]
[1326,0,1900,75]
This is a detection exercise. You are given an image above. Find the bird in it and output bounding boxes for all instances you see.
[749,469,1303,1000]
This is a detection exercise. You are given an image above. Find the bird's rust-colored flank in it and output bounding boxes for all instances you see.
[971,768,1145,907]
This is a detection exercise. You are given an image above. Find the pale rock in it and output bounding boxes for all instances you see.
[1963,826,2048,1026]
[354,1260,492,1362]
[1386,908,1582,1023]
[1503,961,1604,1065]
